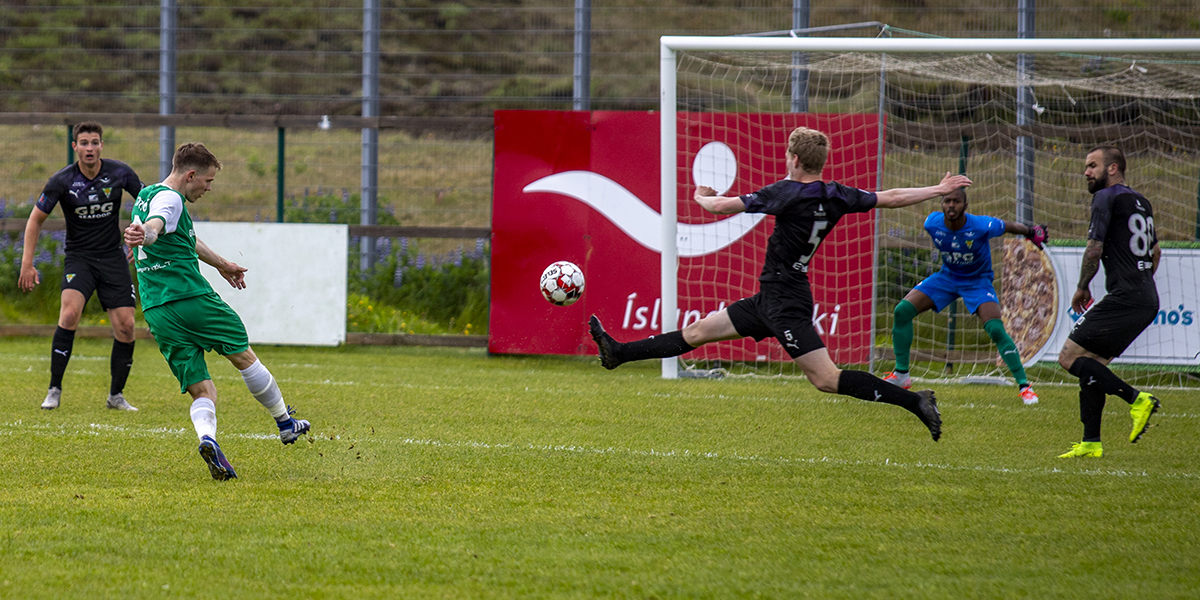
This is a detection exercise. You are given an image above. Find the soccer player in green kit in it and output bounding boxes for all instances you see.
[124,143,310,481]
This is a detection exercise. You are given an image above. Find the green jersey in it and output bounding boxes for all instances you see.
[131,183,214,310]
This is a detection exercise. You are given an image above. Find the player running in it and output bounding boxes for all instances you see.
[20,122,143,412]
[589,126,971,442]
[883,187,1048,405]
[1056,145,1161,459]
[123,142,311,480]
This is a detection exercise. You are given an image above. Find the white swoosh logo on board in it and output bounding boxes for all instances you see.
[523,171,764,257]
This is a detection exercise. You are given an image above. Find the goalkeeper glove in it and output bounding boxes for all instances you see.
[1025,224,1048,250]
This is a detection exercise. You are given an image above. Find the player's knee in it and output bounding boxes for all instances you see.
[982,319,1008,344]
[226,348,259,371]
[1056,348,1078,371]
[893,299,918,325]
[808,369,841,393]
[57,309,82,329]
[111,319,136,341]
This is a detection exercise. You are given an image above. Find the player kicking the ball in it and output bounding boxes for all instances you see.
[124,143,310,480]
[883,186,1047,405]
[590,126,971,442]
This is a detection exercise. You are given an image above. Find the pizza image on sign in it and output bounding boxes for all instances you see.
[1000,238,1058,363]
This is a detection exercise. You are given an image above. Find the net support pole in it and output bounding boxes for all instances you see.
[869,41,889,375]
[158,0,176,182]
[1015,0,1036,225]
[790,0,809,113]
[276,127,286,223]
[946,134,970,373]
[660,41,679,379]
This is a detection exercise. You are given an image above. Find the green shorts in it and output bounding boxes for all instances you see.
[144,292,251,393]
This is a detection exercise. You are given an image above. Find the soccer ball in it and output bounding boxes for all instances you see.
[540,261,585,306]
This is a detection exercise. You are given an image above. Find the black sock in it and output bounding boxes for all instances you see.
[613,330,696,363]
[1069,357,1138,404]
[1080,379,1106,442]
[837,369,921,414]
[50,326,75,389]
[110,339,135,396]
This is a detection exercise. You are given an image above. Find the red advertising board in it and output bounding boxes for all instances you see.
[490,110,879,364]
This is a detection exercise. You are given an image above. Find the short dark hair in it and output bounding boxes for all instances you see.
[172,143,222,173]
[72,122,103,141]
[1088,145,1126,175]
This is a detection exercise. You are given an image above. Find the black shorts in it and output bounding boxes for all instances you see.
[61,253,137,311]
[1068,293,1158,360]
[726,280,823,359]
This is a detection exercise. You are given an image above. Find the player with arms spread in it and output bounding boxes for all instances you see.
[883,187,1048,405]
[123,143,311,480]
[20,122,143,412]
[1056,145,1161,458]
[589,127,972,442]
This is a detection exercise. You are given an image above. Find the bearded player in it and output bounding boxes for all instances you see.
[1056,145,1161,459]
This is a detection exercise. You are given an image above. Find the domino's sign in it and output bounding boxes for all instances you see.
[1028,246,1200,366]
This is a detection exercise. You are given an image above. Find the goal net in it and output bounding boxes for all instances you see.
[661,36,1200,388]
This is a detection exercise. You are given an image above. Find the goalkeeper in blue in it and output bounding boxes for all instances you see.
[884,187,1048,405]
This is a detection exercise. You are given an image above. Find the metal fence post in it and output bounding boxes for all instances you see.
[573,0,591,111]
[159,0,176,181]
[361,0,380,270]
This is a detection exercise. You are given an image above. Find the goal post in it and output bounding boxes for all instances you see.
[659,36,1200,383]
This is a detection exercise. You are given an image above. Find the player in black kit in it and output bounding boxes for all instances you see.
[589,127,971,441]
[1056,145,1162,458]
[18,122,144,411]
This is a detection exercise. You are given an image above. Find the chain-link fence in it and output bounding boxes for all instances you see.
[2,1,1198,338]
[3,1,1197,220]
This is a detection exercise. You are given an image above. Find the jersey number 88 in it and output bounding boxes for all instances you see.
[1128,213,1155,257]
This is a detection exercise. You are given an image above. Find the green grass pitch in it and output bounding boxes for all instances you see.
[1,337,1198,598]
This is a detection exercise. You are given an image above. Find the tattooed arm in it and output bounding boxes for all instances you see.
[1072,239,1104,313]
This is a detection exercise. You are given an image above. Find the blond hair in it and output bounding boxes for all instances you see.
[787,127,829,175]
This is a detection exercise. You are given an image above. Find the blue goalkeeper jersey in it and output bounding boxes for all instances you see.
[924,212,1006,279]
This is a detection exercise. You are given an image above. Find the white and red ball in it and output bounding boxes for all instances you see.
[540,261,585,306]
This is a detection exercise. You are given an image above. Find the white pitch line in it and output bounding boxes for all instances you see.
[1,419,1196,482]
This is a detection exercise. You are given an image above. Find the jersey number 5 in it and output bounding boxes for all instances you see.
[792,220,828,271]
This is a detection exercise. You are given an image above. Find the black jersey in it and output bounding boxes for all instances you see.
[740,179,877,283]
[1087,184,1158,298]
[36,159,144,257]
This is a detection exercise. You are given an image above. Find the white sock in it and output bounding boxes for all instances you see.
[239,359,289,422]
[190,398,217,441]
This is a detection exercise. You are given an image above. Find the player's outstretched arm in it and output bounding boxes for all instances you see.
[1004,221,1049,250]
[693,186,747,215]
[875,172,972,208]
[196,238,247,290]
[17,207,50,291]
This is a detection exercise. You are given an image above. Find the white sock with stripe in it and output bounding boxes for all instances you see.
[190,398,217,441]
[240,359,289,422]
